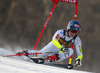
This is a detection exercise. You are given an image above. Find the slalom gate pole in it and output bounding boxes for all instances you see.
[69,45,74,64]
[33,4,57,50]
[74,0,78,20]
[3,53,43,57]
[69,0,78,65]
[3,51,58,57]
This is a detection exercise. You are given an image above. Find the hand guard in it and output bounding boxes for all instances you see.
[75,59,82,67]
[60,47,69,53]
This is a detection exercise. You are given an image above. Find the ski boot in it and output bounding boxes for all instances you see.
[65,64,73,69]
[30,58,44,64]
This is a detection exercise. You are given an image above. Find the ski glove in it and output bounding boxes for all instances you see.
[75,59,82,67]
[75,54,83,67]
[60,47,69,53]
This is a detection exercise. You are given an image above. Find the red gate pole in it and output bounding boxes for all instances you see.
[33,4,57,50]
[69,0,78,65]
[74,0,78,20]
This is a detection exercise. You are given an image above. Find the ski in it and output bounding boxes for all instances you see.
[29,57,73,69]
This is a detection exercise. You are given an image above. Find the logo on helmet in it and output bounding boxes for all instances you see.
[74,24,80,28]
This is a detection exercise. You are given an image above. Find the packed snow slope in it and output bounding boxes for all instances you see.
[0,48,91,73]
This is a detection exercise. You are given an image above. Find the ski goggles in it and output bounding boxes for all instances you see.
[70,29,79,34]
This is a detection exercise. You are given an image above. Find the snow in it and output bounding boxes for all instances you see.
[0,48,91,73]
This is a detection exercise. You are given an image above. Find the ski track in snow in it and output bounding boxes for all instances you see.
[0,48,92,73]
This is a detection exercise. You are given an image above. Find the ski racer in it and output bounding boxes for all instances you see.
[16,20,83,67]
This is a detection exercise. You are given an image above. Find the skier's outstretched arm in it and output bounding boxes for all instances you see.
[74,36,83,67]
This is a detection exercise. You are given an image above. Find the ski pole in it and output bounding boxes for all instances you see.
[33,3,57,50]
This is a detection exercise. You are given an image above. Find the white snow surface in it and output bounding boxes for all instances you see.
[0,48,91,73]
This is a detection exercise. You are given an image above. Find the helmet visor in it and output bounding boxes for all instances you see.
[70,29,79,34]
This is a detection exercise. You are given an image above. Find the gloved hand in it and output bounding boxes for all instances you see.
[75,59,82,67]
[60,47,69,53]
[16,50,28,56]
[75,54,83,67]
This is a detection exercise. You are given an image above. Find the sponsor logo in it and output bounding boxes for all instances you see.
[56,34,60,40]
[75,24,80,28]
[60,0,76,3]
[79,45,81,52]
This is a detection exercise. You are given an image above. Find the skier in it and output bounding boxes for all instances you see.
[16,20,83,67]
